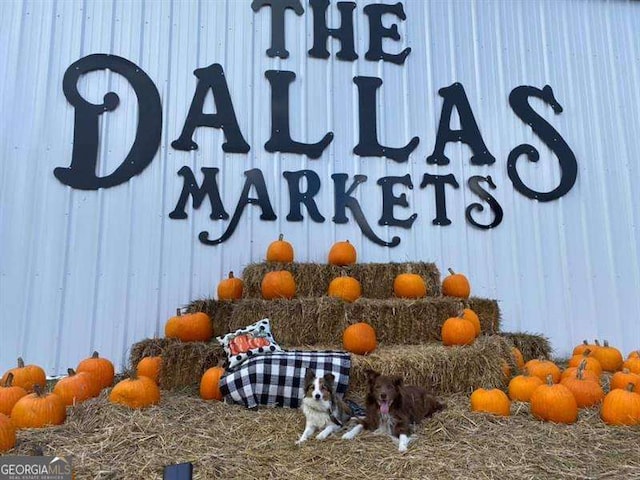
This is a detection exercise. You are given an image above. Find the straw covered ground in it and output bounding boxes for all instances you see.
[10,388,640,480]
[241,261,442,298]
[129,335,516,394]
[186,296,500,346]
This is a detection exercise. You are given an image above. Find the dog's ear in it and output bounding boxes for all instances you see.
[364,369,380,384]
[304,369,316,387]
[393,376,403,388]
[323,373,335,386]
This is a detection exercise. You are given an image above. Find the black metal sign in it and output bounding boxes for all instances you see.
[55,0,577,247]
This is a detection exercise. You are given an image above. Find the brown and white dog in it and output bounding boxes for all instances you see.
[296,369,353,445]
[341,369,445,452]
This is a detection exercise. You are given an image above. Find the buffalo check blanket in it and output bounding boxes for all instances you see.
[220,350,351,409]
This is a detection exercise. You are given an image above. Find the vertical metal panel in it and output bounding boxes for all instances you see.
[1,0,639,375]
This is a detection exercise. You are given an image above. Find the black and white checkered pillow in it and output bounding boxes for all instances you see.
[216,318,282,370]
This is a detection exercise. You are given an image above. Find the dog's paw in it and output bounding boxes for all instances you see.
[398,434,410,453]
[341,424,363,440]
[295,438,306,446]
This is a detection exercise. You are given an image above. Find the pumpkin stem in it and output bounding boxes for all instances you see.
[3,372,14,387]
[278,233,284,241]
[545,374,554,386]
[92,351,100,359]
[594,339,601,347]
[582,339,588,346]
[228,271,235,279]
[576,359,587,380]
[176,308,182,317]
[17,357,25,368]
[33,384,45,397]
[447,268,456,275]
[603,340,610,348]
[67,368,77,377]
[626,383,636,393]
[582,349,591,357]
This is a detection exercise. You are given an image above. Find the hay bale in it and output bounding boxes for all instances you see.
[241,262,442,299]
[347,335,514,397]
[185,297,501,347]
[160,341,225,390]
[499,332,552,361]
[129,338,225,390]
[129,338,174,370]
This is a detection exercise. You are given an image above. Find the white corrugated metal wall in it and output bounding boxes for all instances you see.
[1,0,639,375]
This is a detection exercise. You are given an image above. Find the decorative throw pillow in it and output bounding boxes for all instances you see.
[217,318,282,370]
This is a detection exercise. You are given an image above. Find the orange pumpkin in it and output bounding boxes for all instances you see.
[136,356,163,384]
[261,270,296,300]
[0,374,28,417]
[524,358,561,384]
[623,355,640,375]
[343,323,377,355]
[441,314,475,346]
[1,357,46,393]
[592,340,623,372]
[470,388,511,416]
[560,361,604,408]
[530,375,578,424]
[165,309,213,342]
[572,339,599,357]
[0,414,16,452]
[571,340,593,355]
[200,367,225,401]
[109,374,160,409]
[217,271,244,300]
[53,368,95,406]
[11,386,66,428]
[511,347,525,371]
[609,369,640,392]
[567,349,602,376]
[393,273,427,299]
[462,309,481,337]
[328,274,362,303]
[600,383,640,426]
[328,240,357,266]
[76,351,115,389]
[441,268,470,298]
[561,366,600,383]
[628,350,640,359]
[508,371,544,402]
[266,233,294,263]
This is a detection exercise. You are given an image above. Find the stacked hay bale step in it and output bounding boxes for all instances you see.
[129,261,551,396]
[187,297,500,346]
[241,262,443,298]
[129,333,551,393]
